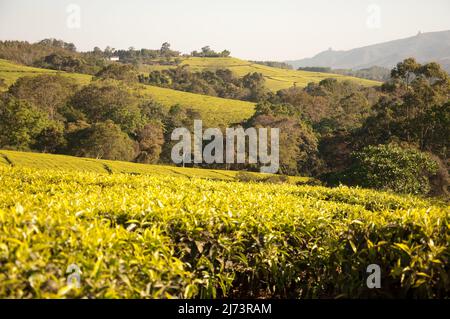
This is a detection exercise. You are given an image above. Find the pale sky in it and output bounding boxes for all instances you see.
[0,0,449,60]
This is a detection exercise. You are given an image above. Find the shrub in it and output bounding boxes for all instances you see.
[347,144,439,195]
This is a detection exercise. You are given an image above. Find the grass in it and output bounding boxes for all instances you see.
[141,57,381,91]
[0,150,312,185]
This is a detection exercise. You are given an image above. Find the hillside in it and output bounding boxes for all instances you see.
[0,58,92,88]
[286,30,450,72]
[141,57,381,91]
[0,152,447,298]
[0,57,379,127]
[0,150,311,184]
[0,58,255,127]
[137,84,255,127]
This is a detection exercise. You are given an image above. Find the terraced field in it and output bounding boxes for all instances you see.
[141,57,381,91]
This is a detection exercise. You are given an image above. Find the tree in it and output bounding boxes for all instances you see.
[0,95,50,150]
[359,58,450,158]
[270,87,330,123]
[160,42,171,55]
[139,100,167,122]
[70,81,143,134]
[71,120,135,161]
[254,101,299,118]
[346,143,439,195]
[32,121,66,153]
[246,113,322,176]
[318,130,355,174]
[201,46,212,56]
[95,64,138,83]
[140,67,264,100]
[8,75,78,120]
[242,72,267,101]
[37,53,85,72]
[190,46,229,58]
[419,101,450,159]
[220,50,231,57]
[333,92,372,131]
[135,121,164,164]
[390,57,420,88]
[93,46,102,55]
[38,38,76,52]
[160,105,201,163]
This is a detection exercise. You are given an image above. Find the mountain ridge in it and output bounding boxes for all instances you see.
[286,30,450,72]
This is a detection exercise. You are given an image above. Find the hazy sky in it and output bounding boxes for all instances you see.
[1,0,449,60]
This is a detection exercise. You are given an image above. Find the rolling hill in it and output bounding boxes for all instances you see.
[0,150,447,298]
[0,57,379,127]
[286,30,450,72]
[0,58,92,87]
[141,57,381,91]
[0,56,380,127]
[136,84,255,127]
[0,58,255,127]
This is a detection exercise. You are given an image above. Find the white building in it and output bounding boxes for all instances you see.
[109,56,120,61]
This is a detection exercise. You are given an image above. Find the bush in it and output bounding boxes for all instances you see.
[346,144,439,195]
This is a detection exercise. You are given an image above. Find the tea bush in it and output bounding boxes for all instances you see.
[0,167,448,298]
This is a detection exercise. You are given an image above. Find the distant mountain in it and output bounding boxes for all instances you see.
[286,30,450,72]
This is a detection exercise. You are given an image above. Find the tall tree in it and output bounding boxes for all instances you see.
[70,81,143,134]
[71,120,135,161]
[8,75,78,120]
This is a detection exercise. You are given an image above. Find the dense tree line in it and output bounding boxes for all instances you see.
[191,46,230,58]
[139,67,268,102]
[0,39,231,75]
[238,59,448,195]
[0,74,198,166]
[298,66,391,81]
[251,61,293,70]
[0,39,77,65]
